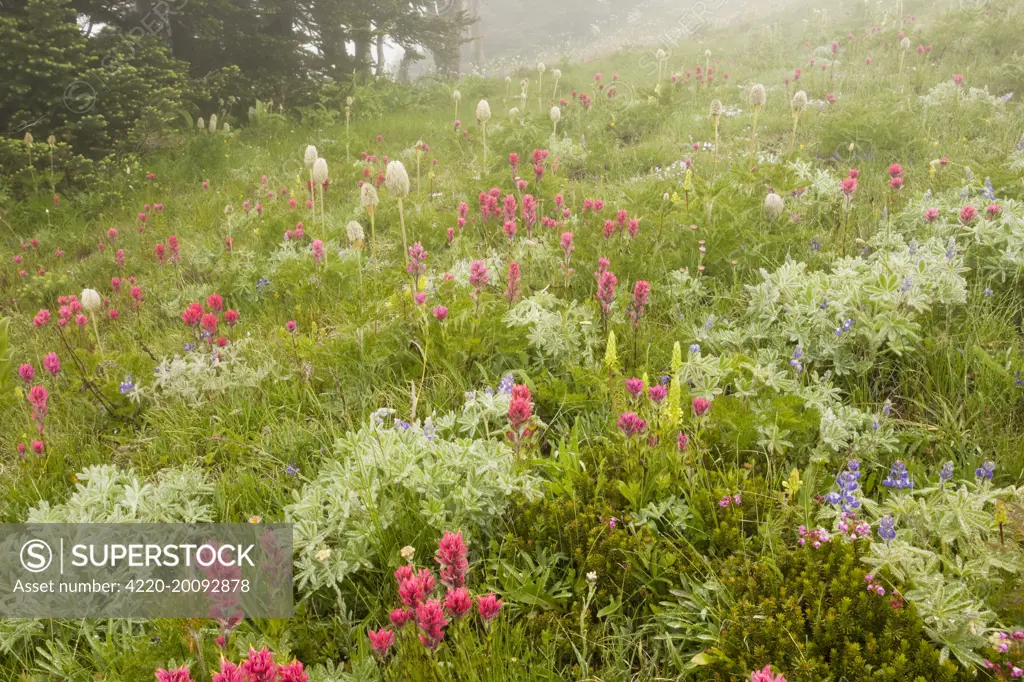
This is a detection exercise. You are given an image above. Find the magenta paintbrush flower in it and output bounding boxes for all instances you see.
[416,599,448,650]
[692,396,711,417]
[154,665,194,682]
[476,592,503,622]
[435,531,469,588]
[617,412,647,438]
[367,628,396,657]
[629,280,650,330]
[505,260,521,306]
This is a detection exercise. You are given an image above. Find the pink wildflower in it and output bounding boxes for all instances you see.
[416,599,448,650]
[444,587,473,618]
[476,593,503,622]
[367,628,396,657]
[617,412,647,438]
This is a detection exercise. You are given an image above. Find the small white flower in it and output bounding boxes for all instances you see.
[304,145,318,169]
[312,158,329,185]
[476,99,492,123]
[385,160,410,198]
[80,288,101,312]
[586,571,597,583]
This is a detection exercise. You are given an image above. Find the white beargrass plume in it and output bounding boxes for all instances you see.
[477,99,492,167]
[346,220,365,248]
[789,90,807,156]
[347,219,366,294]
[222,122,230,133]
[81,288,103,352]
[764,192,784,221]
[453,89,461,118]
[509,107,520,122]
[537,63,545,111]
[505,75,512,103]
[312,158,330,261]
[312,157,328,185]
[520,79,528,111]
[710,99,723,176]
[304,145,318,205]
[360,182,379,256]
[197,117,205,132]
[550,106,561,137]
[208,114,218,134]
[656,48,667,81]
[385,160,411,265]
[704,49,711,80]
[748,84,766,161]
[552,68,562,100]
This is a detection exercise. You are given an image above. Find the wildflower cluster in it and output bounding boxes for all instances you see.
[371,532,502,659]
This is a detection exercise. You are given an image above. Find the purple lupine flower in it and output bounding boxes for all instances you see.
[878,515,896,543]
[882,460,913,490]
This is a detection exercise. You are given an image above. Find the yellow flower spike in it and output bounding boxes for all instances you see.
[683,169,693,193]
[604,330,619,370]
[670,342,682,374]
[665,375,682,427]
[995,499,1008,526]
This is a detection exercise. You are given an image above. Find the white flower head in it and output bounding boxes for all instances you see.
[791,90,808,114]
[312,157,329,185]
[385,160,410,198]
[453,89,462,102]
[80,288,101,312]
[764,192,785,219]
[346,220,365,244]
[749,83,767,108]
[476,99,492,123]
[705,49,712,57]
[222,122,230,133]
[208,113,218,134]
[656,48,667,60]
[550,106,561,123]
[509,107,520,120]
[360,182,379,208]
[710,99,723,117]
[197,117,205,131]
[304,145,318,169]
[538,62,546,73]
[552,68,562,79]
[346,96,354,106]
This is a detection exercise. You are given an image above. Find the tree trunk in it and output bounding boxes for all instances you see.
[353,23,372,75]
[469,0,483,66]
[376,33,386,77]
